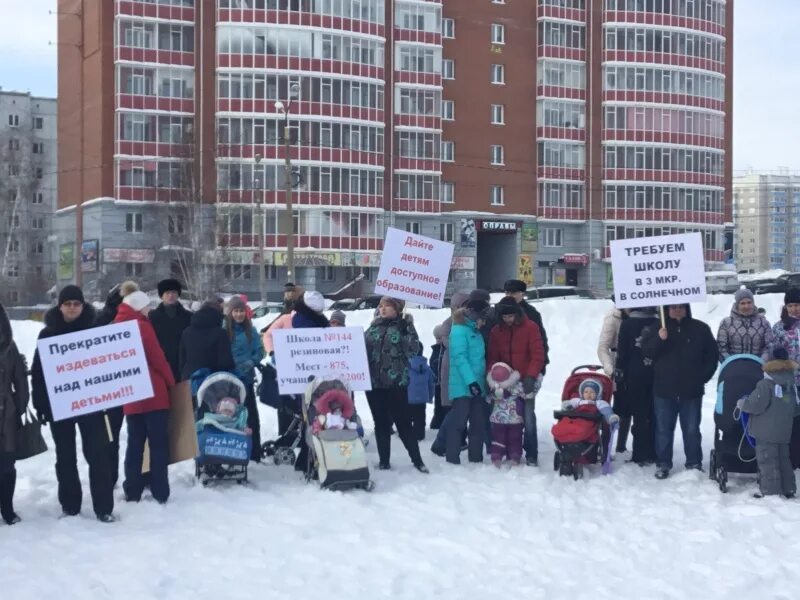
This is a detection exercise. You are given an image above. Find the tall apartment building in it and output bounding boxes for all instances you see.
[733,173,800,274]
[442,0,733,290]
[57,0,732,299]
[0,90,57,305]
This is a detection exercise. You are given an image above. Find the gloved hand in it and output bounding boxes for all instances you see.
[522,376,537,396]
[613,369,624,386]
[608,414,620,426]
[36,410,49,426]
[468,382,482,397]
[736,397,746,411]
[560,401,574,411]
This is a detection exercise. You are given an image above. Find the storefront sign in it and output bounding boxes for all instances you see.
[460,219,476,248]
[273,252,341,267]
[563,253,589,266]
[374,227,454,308]
[610,232,706,309]
[36,321,154,421]
[554,268,567,286]
[454,270,475,281]
[348,253,382,267]
[478,221,519,232]
[58,244,74,281]
[451,256,475,270]
[521,223,538,252]
[103,248,156,264]
[518,255,533,286]
[81,240,99,273]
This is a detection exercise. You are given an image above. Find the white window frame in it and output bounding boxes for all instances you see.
[491,104,505,125]
[126,212,144,233]
[405,221,421,235]
[441,181,454,204]
[442,99,455,121]
[441,141,455,162]
[543,228,564,248]
[440,222,455,242]
[442,18,455,39]
[491,64,505,84]
[491,23,505,44]
[490,145,505,166]
[442,59,455,80]
[490,185,505,206]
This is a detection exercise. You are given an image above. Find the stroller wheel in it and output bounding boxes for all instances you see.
[573,463,584,480]
[274,447,296,466]
[261,441,277,458]
[553,451,561,471]
[559,460,573,477]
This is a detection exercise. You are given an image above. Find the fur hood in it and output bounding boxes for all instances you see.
[43,303,97,335]
[764,359,798,375]
[486,362,521,391]
[452,307,480,326]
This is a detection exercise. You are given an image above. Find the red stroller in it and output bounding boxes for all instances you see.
[552,365,615,480]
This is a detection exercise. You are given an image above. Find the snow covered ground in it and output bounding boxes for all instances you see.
[3,294,800,600]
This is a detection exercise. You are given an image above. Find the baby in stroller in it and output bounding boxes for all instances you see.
[552,370,619,479]
[311,388,359,434]
[195,372,253,484]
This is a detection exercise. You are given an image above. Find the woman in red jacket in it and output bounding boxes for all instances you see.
[114,291,176,504]
[487,297,545,466]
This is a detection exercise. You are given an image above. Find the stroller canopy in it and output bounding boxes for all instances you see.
[197,372,247,412]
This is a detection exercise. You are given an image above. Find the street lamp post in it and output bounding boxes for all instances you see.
[254,154,267,304]
[275,82,300,283]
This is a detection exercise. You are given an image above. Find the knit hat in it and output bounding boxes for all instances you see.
[123,291,151,313]
[496,296,520,317]
[157,279,182,297]
[58,285,84,306]
[785,288,800,306]
[503,279,527,294]
[120,281,139,298]
[773,347,790,362]
[227,295,247,313]
[734,288,754,305]
[490,362,512,384]
[380,296,405,314]
[330,310,346,325]
[304,291,326,313]
[449,291,470,311]
[578,378,603,400]
[284,282,296,292]
[466,289,490,313]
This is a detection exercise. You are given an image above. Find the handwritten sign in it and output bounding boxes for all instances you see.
[272,327,371,394]
[374,227,454,308]
[610,232,707,309]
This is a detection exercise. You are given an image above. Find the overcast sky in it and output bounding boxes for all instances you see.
[0,0,793,172]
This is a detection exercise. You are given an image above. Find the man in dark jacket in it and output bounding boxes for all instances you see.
[641,304,718,479]
[178,301,235,385]
[31,285,115,522]
[616,307,659,465]
[503,279,550,374]
[149,279,192,381]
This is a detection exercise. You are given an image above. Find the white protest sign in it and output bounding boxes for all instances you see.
[374,227,454,308]
[272,327,372,394]
[610,232,707,309]
[36,320,155,421]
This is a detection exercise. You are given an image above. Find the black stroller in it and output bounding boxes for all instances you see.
[257,362,302,466]
[710,354,764,492]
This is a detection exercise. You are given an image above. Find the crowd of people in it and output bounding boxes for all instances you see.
[1,280,800,525]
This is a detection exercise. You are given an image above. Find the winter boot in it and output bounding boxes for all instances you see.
[492,458,502,469]
[654,468,670,480]
[0,470,20,525]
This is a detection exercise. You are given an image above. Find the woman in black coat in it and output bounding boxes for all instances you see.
[179,302,235,404]
[0,304,29,524]
[615,308,659,465]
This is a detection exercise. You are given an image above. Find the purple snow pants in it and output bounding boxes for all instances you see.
[490,423,524,462]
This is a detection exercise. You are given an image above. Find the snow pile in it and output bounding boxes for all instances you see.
[4,294,800,599]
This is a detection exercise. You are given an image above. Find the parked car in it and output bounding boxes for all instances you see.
[329,299,357,311]
[252,302,284,319]
[752,273,800,295]
[705,271,741,294]
[351,295,384,311]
